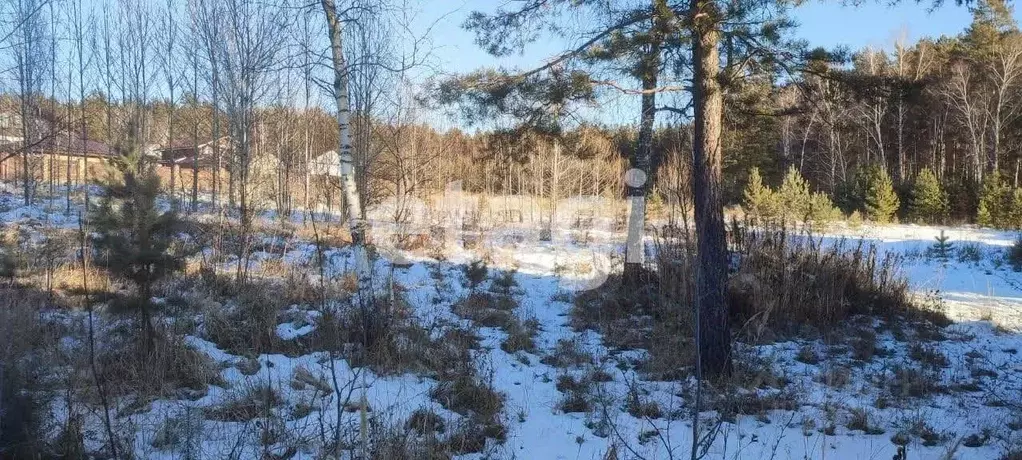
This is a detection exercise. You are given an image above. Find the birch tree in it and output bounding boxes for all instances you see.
[321,0,372,300]
[9,0,50,206]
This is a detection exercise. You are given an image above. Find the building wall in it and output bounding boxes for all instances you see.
[0,153,108,185]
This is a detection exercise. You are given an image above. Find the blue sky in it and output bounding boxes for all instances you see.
[408,0,993,128]
[414,0,986,76]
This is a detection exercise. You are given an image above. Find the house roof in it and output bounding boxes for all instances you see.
[158,136,231,153]
[0,131,114,158]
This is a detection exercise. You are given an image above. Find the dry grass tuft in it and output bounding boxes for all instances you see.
[555,374,593,413]
[540,339,594,368]
[729,226,950,338]
[499,317,539,354]
[204,383,282,422]
[406,408,446,435]
[98,328,223,400]
[430,374,505,422]
[51,263,116,298]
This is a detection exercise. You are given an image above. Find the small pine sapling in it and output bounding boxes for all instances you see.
[91,131,183,352]
[930,230,953,264]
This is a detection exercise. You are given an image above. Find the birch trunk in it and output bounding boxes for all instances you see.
[322,0,372,299]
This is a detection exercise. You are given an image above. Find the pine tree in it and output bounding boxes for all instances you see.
[1007,188,1022,229]
[777,166,812,222]
[91,139,183,352]
[909,168,948,224]
[742,167,776,221]
[807,191,841,228]
[977,170,1010,227]
[863,166,900,223]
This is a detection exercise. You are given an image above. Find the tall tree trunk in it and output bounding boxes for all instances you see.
[624,0,666,282]
[192,62,200,212]
[691,1,730,378]
[322,0,372,299]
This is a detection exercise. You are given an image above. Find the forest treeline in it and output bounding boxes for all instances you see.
[5,0,1022,229]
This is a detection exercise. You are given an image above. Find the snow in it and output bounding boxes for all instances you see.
[4,187,1021,459]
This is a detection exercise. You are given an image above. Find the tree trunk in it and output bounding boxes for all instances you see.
[192,75,200,212]
[691,2,730,379]
[322,0,372,299]
[624,0,666,283]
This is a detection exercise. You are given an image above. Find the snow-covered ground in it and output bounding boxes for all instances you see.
[3,187,1022,459]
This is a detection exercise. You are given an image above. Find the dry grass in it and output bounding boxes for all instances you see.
[452,292,518,328]
[499,317,539,354]
[0,288,56,458]
[729,227,948,338]
[571,266,695,381]
[555,374,592,413]
[540,339,594,368]
[429,374,505,437]
[194,263,360,356]
[1008,236,1022,271]
[202,282,291,356]
[51,263,115,298]
[887,365,943,399]
[424,326,508,455]
[97,328,223,400]
[293,222,352,249]
[846,407,885,434]
[204,383,282,422]
[406,408,446,435]
[305,291,439,375]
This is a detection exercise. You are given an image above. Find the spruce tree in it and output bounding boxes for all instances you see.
[91,136,183,352]
[863,166,900,223]
[909,168,948,224]
[931,230,954,263]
